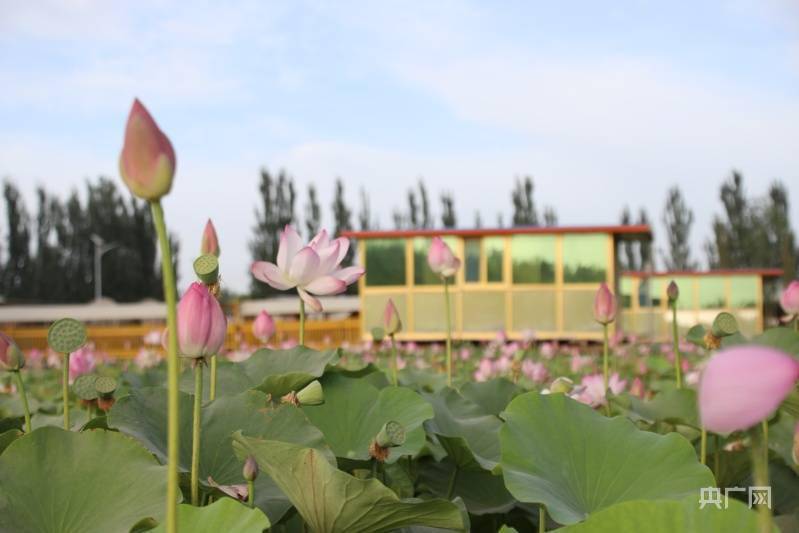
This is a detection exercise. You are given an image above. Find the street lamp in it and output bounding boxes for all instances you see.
[90,234,119,301]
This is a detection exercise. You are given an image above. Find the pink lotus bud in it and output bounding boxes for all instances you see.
[667,280,679,303]
[0,332,24,371]
[593,283,616,325]
[201,219,220,257]
[383,298,402,335]
[243,455,259,482]
[781,280,799,318]
[698,346,799,434]
[427,237,461,278]
[177,282,227,358]
[119,99,176,201]
[252,310,275,343]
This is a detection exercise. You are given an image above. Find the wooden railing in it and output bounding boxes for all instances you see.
[3,317,363,359]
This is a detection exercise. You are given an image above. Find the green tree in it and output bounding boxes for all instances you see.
[543,206,558,227]
[619,207,637,271]
[418,179,431,229]
[661,186,695,270]
[1,181,33,301]
[440,192,456,228]
[304,183,321,240]
[511,176,538,226]
[358,187,374,231]
[407,189,418,229]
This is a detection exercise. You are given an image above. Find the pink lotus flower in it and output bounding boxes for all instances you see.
[201,218,220,257]
[252,310,276,343]
[522,360,548,383]
[698,345,799,434]
[459,347,471,361]
[177,282,227,358]
[118,99,176,201]
[383,298,402,335]
[427,237,460,278]
[630,377,645,398]
[251,226,364,312]
[575,373,626,407]
[540,342,556,359]
[69,345,96,382]
[593,282,616,325]
[781,280,799,319]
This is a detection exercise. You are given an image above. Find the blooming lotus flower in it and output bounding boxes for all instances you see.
[252,310,275,343]
[593,282,616,324]
[427,237,460,278]
[69,345,96,382]
[384,298,402,335]
[781,280,799,319]
[575,373,626,407]
[177,282,227,358]
[251,226,364,312]
[119,99,176,201]
[201,219,220,257]
[698,345,799,434]
[0,332,24,372]
[522,360,548,383]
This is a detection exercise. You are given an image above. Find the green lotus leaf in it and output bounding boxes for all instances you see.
[556,496,770,532]
[460,378,522,416]
[0,427,169,533]
[417,457,515,515]
[302,373,433,463]
[232,434,465,533]
[500,393,714,525]
[751,327,799,356]
[151,498,269,533]
[0,429,21,455]
[47,318,87,354]
[31,410,88,431]
[623,388,700,428]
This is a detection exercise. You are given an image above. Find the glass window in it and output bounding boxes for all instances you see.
[620,277,634,309]
[365,239,406,286]
[699,276,726,309]
[485,237,504,282]
[563,234,607,283]
[414,236,459,285]
[464,239,480,283]
[638,278,664,307]
[511,235,555,284]
[730,276,758,309]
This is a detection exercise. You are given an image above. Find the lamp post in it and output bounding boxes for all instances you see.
[90,234,118,301]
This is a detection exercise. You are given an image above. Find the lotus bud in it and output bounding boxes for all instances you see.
[375,420,406,448]
[118,99,176,201]
[383,298,402,336]
[252,310,275,343]
[193,254,219,286]
[0,333,24,372]
[296,380,324,406]
[201,219,220,257]
[549,376,574,394]
[711,312,738,338]
[177,282,227,358]
[371,327,385,342]
[593,283,616,325]
[698,346,799,434]
[243,455,259,482]
[781,280,799,318]
[667,280,679,304]
[427,237,461,278]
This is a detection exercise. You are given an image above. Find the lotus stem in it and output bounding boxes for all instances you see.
[14,372,31,433]
[750,423,772,533]
[700,427,707,465]
[444,278,453,387]
[389,334,398,387]
[191,359,204,505]
[151,200,180,533]
[446,466,458,500]
[299,299,306,346]
[714,434,721,478]
[602,323,609,392]
[371,458,378,479]
[247,479,254,508]
[62,352,70,430]
[539,505,546,533]
[209,354,217,401]
[671,303,682,389]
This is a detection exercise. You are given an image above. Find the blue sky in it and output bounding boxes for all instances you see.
[1,0,798,292]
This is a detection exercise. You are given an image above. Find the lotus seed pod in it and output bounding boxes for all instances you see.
[94,376,118,396]
[47,318,87,354]
[243,455,258,482]
[667,280,679,303]
[371,327,385,342]
[296,380,324,406]
[375,420,406,448]
[550,376,574,394]
[193,254,219,285]
[711,312,738,338]
[73,375,99,401]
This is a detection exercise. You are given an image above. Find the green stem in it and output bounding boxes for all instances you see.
[247,480,254,508]
[389,334,398,387]
[371,459,378,479]
[299,299,306,346]
[14,371,31,433]
[444,278,453,387]
[191,360,204,505]
[700,427,707,465]
[62,353,70,430]
[446,466,458,500]
[602,324,610,416]
[671,303,682,389]
[750,424,772,533]
[761,420,769,464]
[539,505,546,533]
[209,354,217,402]
[151,200,180,533]
[713,434,721,478]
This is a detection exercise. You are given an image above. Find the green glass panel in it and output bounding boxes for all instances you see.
[412,292,451,332]
[414,237,459,286]
[729,276,758,309]
[464,239,480,283]
[363,294,407,333]
[485,237,504,283]
[511,235,555,284]
[620,277,634,309]
[462,291,505,332]
[699,276,726,309]
[638,278,663,308]
[563,290,602,332]
[562,234,607,283]
[512,290,556,332]
[364,239,406,286]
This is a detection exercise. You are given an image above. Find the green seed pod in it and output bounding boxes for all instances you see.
[711,312,738,338]
[375,420,406,448]
[73,375,99,401]
[47,318,87,354]
[371,327,385,342]
[296,380,324,406]
[94,376,118,396]
[193,254,219,285]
